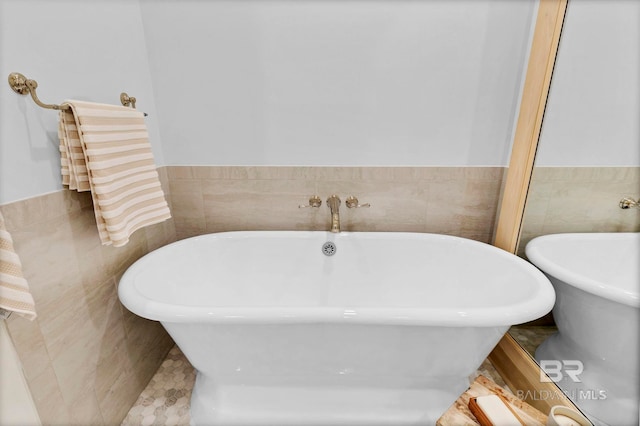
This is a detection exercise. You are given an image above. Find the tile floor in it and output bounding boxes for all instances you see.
[121,345,508,426]
[509,325,558,357]
[121,346,195,426]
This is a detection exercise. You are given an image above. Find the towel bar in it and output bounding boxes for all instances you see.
[8,72,147,116]
[8,72,70,111]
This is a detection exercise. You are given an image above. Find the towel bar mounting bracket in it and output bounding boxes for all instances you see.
[120,92,137,109]
[8,72,67,110]
[8,72,29,95]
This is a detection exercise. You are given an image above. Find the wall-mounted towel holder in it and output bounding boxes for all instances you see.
[120,92,138,109]
[7,72,148,116]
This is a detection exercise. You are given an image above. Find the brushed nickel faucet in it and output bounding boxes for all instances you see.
[326,195,341,233]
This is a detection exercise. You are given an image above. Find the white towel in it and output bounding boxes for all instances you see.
[0,211,36,320]
[59,100,171,247]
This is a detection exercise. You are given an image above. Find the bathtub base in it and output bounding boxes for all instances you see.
[189,374,468,426]
[536,333,639,426]
[164,322,509,426]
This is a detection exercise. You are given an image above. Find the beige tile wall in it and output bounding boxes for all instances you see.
[518,167,640,257]
[0,169,176,425]
[167,166,506,243]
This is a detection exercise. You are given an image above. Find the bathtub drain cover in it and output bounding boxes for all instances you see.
[322,241,337,256]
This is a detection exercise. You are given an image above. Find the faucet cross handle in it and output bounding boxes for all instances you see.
[619,196,639,209]
[299,195,322,208]
[346,196,370,208]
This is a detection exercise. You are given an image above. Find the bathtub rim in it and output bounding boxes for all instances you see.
[118,230,556,327]
[525,232,640,308]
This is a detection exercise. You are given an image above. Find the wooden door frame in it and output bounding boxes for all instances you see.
[489,0,577,414]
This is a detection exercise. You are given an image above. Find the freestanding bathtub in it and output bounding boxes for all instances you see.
[526,233,640,426]
[119,231,555,425]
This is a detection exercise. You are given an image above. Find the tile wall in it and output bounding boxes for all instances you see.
[1,169,176,425]
[518,167,640,257]
[166,166,506,243]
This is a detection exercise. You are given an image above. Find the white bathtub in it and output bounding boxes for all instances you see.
[119,231,554,425]
[526,233,640,426]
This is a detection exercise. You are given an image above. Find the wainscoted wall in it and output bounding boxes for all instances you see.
[166,166,506,243]
[518,167,640,257]
[0,169,176,425]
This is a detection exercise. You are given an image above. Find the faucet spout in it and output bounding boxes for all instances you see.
[326,195,341,233]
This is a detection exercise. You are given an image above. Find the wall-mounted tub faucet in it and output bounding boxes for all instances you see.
[326,195,341,233]
[303,195,370,232]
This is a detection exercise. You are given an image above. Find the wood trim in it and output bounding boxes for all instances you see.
[488,334,574,413]
[489,0,573,415]
[493,0,568,254]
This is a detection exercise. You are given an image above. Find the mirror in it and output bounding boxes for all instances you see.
[508,1,640,424]
[485,0,582,418]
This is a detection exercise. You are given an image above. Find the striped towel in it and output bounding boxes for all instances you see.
[58,100,171,247]
[0,211,36,320]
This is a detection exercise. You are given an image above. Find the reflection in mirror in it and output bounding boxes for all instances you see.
[509,1,640,425]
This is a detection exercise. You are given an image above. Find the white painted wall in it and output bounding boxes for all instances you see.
[3,0,635,203]
[536,0,640,166]
[0,0,163,205]
[140,0,535,167]
[1,0,536,204]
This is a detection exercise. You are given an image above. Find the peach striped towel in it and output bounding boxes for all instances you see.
[58,100,171,247]
[0,211,36,320]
